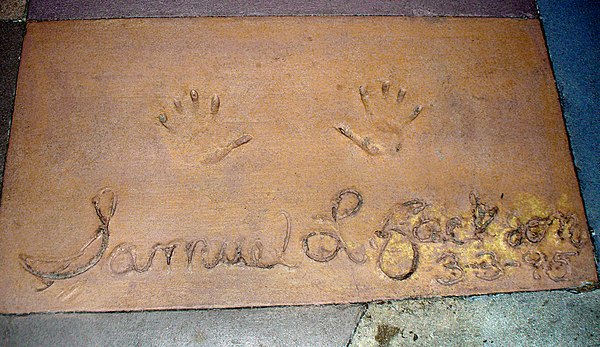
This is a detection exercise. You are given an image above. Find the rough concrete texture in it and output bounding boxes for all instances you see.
[0,21,25,203]
[1,304,364,346]
[349,290,600,346]
[537,0,600,268]
[27,0,537,20]
[0,0,26,20]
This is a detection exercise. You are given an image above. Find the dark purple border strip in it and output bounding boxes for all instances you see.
[28,0,537,20]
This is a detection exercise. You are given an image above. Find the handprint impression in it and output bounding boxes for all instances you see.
[336,80,425,156]
[157,89,253,165]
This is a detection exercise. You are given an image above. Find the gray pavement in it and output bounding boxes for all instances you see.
[350,290,600,347]
[0,21,24,202]
[0,0,26,20]
[1,305,364,346]
[537,0,600,268]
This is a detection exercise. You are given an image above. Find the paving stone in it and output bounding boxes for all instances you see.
[27,0,537,20]
[349,290,600,347]
[0,21,25,203]
[537,0,600,271]
[0,304,364,346]
[0,0,26,20]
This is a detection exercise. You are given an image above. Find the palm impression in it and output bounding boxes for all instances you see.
[157,89,252,165]
[336,80,425,156]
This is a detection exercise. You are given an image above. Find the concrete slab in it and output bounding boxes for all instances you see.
[537,0,600,271]
[1,304,364,346]
[3,17,596,314]
[27,0,537,20]
[0,0,26,20]
[0,21,25,203]
[349,290,600,346]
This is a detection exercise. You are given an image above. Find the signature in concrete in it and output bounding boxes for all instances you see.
[19,188,117,291]
[108,210,296,275]
[302,189,584,284]
[20,187,585,292]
